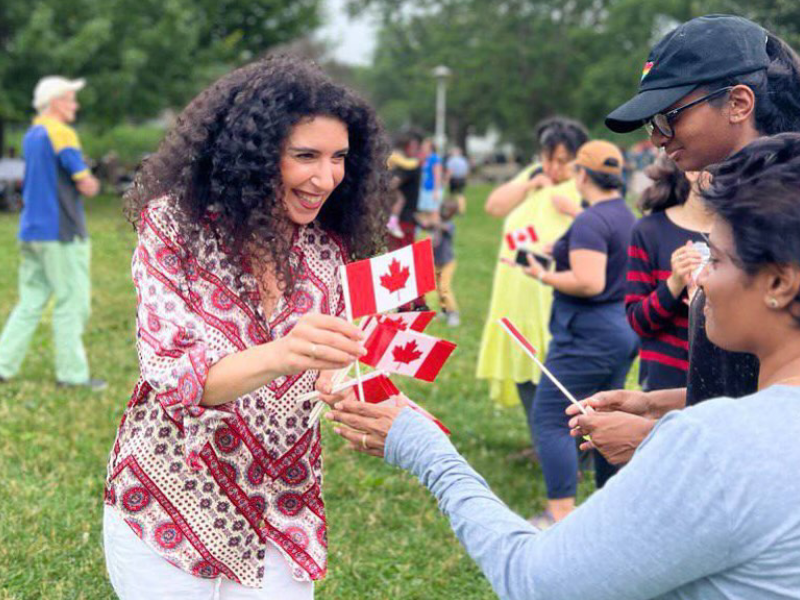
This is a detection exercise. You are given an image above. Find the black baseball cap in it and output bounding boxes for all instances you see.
[606,14,769,133]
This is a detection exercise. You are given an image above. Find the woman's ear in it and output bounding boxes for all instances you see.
[728,85,756,125]
[763,264,800,310]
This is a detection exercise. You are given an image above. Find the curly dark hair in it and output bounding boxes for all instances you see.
[124,55,391,294]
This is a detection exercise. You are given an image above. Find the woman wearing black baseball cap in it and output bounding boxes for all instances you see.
[570,14,800,463]
[607,14,800,170]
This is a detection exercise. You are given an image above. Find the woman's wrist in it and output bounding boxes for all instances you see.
[258,338,289,382]
[666,274,685,298]
[646,387,687,418]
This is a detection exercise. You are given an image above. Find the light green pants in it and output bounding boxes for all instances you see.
[0,240,91,383]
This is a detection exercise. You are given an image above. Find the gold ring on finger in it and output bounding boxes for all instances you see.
[361,432,368,450]
[310,343,317,360]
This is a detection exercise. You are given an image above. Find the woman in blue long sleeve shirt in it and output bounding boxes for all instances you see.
[327,134,800,600]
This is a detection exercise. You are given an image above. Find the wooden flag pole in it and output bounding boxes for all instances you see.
[339,265,367,404]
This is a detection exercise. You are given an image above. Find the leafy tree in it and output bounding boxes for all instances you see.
[0,0,321,151]
[352,0,800,156]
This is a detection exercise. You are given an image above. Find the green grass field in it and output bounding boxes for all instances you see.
[0,185,615,599]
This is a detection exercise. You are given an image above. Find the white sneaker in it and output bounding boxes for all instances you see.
[387,216,404,239]
[446,312,460,327]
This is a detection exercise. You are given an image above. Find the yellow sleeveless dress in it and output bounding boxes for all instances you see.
[475,166,580,407]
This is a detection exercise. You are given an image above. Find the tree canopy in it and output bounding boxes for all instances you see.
[0,0,321,129]
[350,0,800,155]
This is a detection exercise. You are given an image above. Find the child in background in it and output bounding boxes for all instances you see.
[625,156,711,392]
[434,196,462,326]
[416,138,443,229]
[386,132,422,240]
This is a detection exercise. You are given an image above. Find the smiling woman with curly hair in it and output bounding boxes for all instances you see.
[104,55,390,599]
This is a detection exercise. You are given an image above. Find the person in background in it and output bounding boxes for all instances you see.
[569,14,800,466]
[444,146,470,215]
[415,138,443,229]
[328,132,800,600]
[0,76,103,389]
[433,196,463,327]
[386,131,421,241]
[385,130,428,311]
[626,156,713,391]
[517,140,637,526]
[476,117,587,449]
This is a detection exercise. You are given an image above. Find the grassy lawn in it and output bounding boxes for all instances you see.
[0,184,616,599]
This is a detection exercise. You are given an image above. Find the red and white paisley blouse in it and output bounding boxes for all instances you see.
[104,197,346,587]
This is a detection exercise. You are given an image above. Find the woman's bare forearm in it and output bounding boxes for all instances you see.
[201,342,285,407]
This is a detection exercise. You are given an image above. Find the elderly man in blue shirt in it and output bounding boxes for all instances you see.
[0,76,104,389]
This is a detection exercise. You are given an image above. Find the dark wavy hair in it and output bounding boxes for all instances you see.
[705,32,800,135]
[702,133,800,320]
[124,55,390,294]
[535,116,589,157]
[637,154,690,214]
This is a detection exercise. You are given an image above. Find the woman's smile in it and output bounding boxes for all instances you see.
[292,189,326,211]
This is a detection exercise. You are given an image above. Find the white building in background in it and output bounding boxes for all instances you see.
[465,126,517,164]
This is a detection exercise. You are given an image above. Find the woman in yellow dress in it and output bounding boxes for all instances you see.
[476,118,588,439]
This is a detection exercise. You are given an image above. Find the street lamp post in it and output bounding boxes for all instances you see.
[432,65,451,157]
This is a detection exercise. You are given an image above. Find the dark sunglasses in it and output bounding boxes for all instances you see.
[644,86,734,138]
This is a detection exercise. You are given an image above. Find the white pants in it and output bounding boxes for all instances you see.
[103,506,314,600]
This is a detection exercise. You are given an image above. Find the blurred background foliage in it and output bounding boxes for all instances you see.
[1,0,798,161]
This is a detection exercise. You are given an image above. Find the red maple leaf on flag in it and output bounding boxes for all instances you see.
[382,316,408,330]
[392,340,423,365]
[380,259,410,294]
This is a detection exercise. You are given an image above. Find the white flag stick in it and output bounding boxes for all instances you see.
[533,355,588,416]
[296,376,359,403]
[308,400,327,428]
[498,319,587,415]
[339,265,366,403]
[332,364,351,386]
[306,371,389,428]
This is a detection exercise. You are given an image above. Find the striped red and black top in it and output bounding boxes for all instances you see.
[625,211,707,390]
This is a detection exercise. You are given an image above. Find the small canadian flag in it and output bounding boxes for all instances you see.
[351,370,401,402]
[361,311,436,337]
[505,225,539,251]
[360,322,456,382]
[340,239,436,319]
[350,371,450,434]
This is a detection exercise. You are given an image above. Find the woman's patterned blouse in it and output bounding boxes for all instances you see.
[104,197,346,587]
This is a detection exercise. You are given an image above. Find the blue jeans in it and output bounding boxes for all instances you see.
[533,299,638,499]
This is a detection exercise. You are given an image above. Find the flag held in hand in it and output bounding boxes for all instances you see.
[498,317,539,360]
[353,370,401,403]
[341,239,436,319]
[357,371,451,435]
[505,225,538,251]
[498,317,589,417]
[360,322,456,382]
[361,311,436,336]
